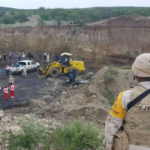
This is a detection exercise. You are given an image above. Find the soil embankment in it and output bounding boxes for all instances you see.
[0,15,150,68]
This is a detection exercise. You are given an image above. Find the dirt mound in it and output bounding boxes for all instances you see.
[86,15,150,26]
[84,66,137,105]
[31,67,137,125]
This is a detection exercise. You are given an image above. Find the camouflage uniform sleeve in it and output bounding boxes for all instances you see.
[105,91,132,150]
[105,114,123,150]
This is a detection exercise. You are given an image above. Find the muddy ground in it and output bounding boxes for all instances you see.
[0,68,71,109]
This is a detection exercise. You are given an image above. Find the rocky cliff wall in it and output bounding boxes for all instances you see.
[0,15,150,68]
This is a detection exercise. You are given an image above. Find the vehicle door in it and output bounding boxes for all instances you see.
[27,62,32,70]
[31,61,36,70]
[18,62,26,72]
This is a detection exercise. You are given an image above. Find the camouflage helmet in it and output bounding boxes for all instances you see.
[132,53,150,77]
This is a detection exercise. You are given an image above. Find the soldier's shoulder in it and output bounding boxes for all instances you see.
[120,89,133,97]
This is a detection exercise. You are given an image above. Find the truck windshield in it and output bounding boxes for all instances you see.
[19,62,26,66]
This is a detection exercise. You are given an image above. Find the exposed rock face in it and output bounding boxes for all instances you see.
[0,15,150,68]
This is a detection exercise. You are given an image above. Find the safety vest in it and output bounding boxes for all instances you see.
[123,85,150,146]
[4,88,8,93]
[10,85,15,91]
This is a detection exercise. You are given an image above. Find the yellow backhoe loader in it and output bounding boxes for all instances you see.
[38,53,85,78]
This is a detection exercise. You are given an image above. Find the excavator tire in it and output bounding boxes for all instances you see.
[69,68,79,76]
[50,68,59,78]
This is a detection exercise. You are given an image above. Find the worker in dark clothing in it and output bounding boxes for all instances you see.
[5,65,10,76]
[27,52,31,59]
[3,53,6,60]
[61,55,70,66]
[68,72,76,83]
[39,52,42,60]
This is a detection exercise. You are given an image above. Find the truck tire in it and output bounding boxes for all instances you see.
[21,70,24,76]
[69,68,79,76]
[36,66,40,71]
[10,71,13,75]
[50,68,59,78]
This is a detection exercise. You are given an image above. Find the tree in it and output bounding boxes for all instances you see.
[14,12,28,23]
[0,16,15,24]
[38,18,45,27]
[39,10,52,21]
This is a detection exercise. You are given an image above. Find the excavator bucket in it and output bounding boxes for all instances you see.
[37,68,47,79]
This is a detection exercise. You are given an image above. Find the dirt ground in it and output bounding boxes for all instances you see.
[0,68,70,109]
[0,65,136,127]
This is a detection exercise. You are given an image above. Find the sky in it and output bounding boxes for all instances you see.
[1,0,150,9]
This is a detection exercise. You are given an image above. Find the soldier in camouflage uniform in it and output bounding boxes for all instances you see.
[105,53,150,150]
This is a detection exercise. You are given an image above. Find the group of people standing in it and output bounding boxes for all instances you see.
[0,75,16,100]
[0,51,50,64]
[0,52,24,61]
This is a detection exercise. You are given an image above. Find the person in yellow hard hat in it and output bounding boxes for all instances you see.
[104,53,150,150]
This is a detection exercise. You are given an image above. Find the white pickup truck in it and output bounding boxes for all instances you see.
[9,60,40,74]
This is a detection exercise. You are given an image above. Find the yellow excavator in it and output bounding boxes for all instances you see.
[38,53,85,78]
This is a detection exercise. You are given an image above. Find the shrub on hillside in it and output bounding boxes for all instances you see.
[0,16,15,24]
[52,120,103,150]
[103,87,115,105]
[38,18,45,27]
[105,74,115,83]
[13,12,28,23]
[39,11,52,21]
[8,119,103,150]
[105,68,118,83]
[8,118,51,150]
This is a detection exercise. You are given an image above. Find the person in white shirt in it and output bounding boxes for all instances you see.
[22,52,26,60]
[22,67,27,77]
[105,53,150,150]
[46,54,50,63]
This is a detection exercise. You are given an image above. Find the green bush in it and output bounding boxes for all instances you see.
[103,87,115,105]
[107,68,118,75]
[52,120,103,150]
[105,74,115,83]
[8,119,103,150]
[105,68,118,83]
[8,118,51,150]
[0,16,15,24]
[13,12,28,23]
[38,18,45,27]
